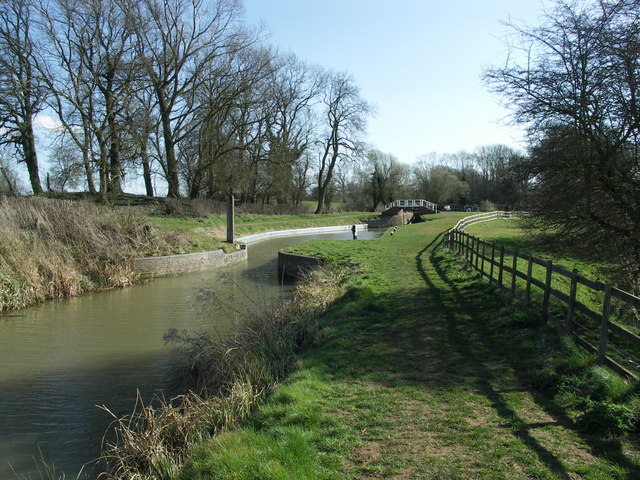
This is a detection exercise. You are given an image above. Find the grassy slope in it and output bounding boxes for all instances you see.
[464,219,609,281]
[148,212,379,254]
[179,216,640,479]
[463,219,640,369]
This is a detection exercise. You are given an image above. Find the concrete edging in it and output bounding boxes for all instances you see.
[133,223,369,279]
[237,224,368,244]
[278,250,325,280]
[132,249,247,279]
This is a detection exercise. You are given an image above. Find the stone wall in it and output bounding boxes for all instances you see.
[367,212,413,228]
[278,250,325,280]
[132,249,247,278]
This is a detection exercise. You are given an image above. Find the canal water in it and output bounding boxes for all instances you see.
[0,229,382,478]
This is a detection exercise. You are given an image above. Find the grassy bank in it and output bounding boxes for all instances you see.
[148,212,378,253]
[0,197,185,311]
[465,219,612,284]
[463,218,640,375]
[99,266,350,479]
[0,196,378,311]
[177,216,640,479]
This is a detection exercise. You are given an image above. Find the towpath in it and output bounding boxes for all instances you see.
[182,218,640,479]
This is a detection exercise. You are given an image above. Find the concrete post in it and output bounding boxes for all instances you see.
[226,194,234,243]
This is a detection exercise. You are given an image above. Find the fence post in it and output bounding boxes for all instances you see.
[542,260,553,322]
[226,193,235,243]
[525,254,533,307]
[498,245,505,288]
[599,283,613,362]
[474,237,480,270]
[465,233,471,261]
[567,269,578,334]
[480,241,486,278]
[489,244,495,282]
[511,251,518,296]
[470,236,476,265]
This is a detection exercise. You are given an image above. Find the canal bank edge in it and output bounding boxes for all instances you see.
[133,224,369,278]
[278,250,325,280]
[132,249,247,278]
[237,224,368,244]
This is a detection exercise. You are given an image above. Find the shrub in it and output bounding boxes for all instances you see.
[163,198,226,217]
[479,200,498,212]
[577,401,637,435]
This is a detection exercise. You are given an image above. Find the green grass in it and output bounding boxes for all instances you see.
[148,212,379,253]
[462,219,640,374]
[465,219,609,281]
[178,217,640,479]
[462,219,607,319]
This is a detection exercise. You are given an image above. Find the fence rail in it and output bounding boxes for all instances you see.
[451,210,520,232]
[444,216,640,380]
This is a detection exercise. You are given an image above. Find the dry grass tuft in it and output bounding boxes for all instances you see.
[0,197,184,311]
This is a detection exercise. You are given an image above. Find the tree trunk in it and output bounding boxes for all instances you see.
[189,169,203,198]
[141,150,154,197]
[108,120,122,194]
[0,166,16,196]
[158,97,180,198]
[314,183,327,214]
[82,149,96,195]
[21,120,43,194]
[98,141,109,203]
[314,141,339,214]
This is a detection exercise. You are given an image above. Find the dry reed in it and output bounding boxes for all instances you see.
[97,266,347,479]
[0,197,184,311]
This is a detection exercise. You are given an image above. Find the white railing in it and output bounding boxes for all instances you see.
[451,211,520,232]
[384,199,438,213]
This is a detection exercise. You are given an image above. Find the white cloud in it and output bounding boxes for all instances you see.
[34,114,64,132]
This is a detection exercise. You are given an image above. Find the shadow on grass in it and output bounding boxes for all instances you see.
[416,234,575,479]
[310,232,640,478]
[422,234,640,478]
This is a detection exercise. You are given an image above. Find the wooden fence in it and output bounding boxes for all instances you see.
[444,217,640,380]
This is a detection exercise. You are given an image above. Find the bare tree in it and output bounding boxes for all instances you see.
[47,139,85,192]
[415,163,468,205]
[130,0,250,197]
[485,0,640,282]
[0,0,45,194]
[264,54,322,203]
[188,46,273,199]
[291,152,312,205]
[0,148,24,195]
[40,0,135,199]
[314,71,372,214]
[124,82,160,197]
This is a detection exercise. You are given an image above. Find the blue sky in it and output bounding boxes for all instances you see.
[27,0,550,194]
[242,0,549,164]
